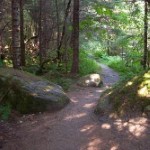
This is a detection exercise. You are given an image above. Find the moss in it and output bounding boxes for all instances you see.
[0,68,70,114]
[0,68,44,83]
[96,71,150,116]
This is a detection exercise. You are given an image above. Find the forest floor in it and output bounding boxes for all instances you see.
[1,64,150,150]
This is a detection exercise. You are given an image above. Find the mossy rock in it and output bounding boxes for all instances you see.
[0,68,70,114]
[77,74,103,87]
[94,89,112,115]
[95,98,111,114]
[95,71,150,116]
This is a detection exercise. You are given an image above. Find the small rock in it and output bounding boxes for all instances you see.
[77,74,103,87]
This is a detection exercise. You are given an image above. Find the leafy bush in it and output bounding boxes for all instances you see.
[93,50,106,58]
[23,65,40,74]
[79,51,100,76]
[100,55,143,80]
[43,71,73,91]
[52,78,73,91]
[0,103,11,120]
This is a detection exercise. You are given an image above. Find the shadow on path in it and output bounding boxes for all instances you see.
[2,64,150,150]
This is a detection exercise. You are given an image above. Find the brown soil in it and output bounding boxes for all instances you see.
[1,64,150,150]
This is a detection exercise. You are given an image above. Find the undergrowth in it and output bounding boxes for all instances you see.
[79,51,100,76]
[95,71,150,116]
[0,103,11,120]
[100,55,143,80]
[43,71,74,91]
[110,71,150,115]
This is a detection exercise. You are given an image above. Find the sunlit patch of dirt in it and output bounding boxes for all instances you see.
[1,64,150,150]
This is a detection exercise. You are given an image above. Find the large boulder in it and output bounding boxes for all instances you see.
[77,74,103,87]
[0,68,70,113]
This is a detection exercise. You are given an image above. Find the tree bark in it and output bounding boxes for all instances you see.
[57,0,72,60]
[143,0,148,69]
[38,0,47,65]
[55,0,60,59]
[12,0,21,69]
[20,0,25,66]
[71,0,79,74]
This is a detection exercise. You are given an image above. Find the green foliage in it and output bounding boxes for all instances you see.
[79,51,100,76]
[43,71,73,91]
[94,2,113,16]
[110,71,150,115]
[96,71,150,116]
[80,0,145,64]
[52,78,73,91]
[93,50,106,59]
[23,65,40,75]
[101,55,143,80]
[80,17,94,31]
[112,12,129,23]
[0,59,4,67]
[0,103,11,120]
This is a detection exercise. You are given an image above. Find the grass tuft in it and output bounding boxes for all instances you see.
[79,51,100,76]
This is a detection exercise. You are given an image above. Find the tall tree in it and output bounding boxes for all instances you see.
[12,0,21,69]
[71,0,79,74]
[38,0,46,64]
[143,0,148,69]
[55,0,60,59]
[57,0,72,61]
[20,0,25,66]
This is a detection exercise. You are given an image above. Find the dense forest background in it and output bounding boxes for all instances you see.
[0,0,149,76]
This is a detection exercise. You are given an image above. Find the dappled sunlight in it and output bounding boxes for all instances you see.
[113,117,148,138]
[125,81,133,87]
[43,86,54,92]
[70,97,78,103]
[137,71,150,97]
[80,124,95,133]
[110,145,119,150]
[83,103,95,109]
[101,123,111,130]
[128,124,146,137]
[86,138,102,150]
[95,89,105,93]
[138,86,148,97]
[113,120,124,131]
[64,113,87,121]
[144,71,150,78]
[127,118,148,137]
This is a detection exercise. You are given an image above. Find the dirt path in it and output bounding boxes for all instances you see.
[2,64,150,150]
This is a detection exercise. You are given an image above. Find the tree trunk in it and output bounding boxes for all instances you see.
[12,0,21,69]
[71,0,79,74]
[55,0,60,59]
[20,0,25,66]
[0,35,3,55]
[143,0,148,69]
[38,0,43,64]
[57,0,72,61]
[38,0,47,65]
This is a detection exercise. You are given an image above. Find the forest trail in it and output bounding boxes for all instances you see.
[2,64,150,150]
